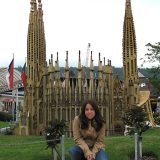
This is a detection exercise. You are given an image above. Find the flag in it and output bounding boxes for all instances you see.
[6,58,14,89]
[21,62,27,88]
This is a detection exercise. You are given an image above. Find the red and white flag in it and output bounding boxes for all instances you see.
[21,62,27,88]
[6,58,14,90]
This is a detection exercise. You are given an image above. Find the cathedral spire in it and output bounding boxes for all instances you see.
[37,0,46,68]
[123,0,139,107]
[123,0,137,81]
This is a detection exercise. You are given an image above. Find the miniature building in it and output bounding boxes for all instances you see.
[19,0,155,136]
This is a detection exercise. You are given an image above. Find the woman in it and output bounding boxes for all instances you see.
[69,99,108,160]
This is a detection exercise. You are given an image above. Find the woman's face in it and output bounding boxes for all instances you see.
[85,103,95,120]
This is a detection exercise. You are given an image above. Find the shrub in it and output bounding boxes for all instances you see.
[45,119,67,149]
[122,106,150,136]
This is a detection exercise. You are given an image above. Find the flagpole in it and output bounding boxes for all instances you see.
[7,55,15,122]
[16,87,19,122]
[12,54,15,122]
[25,57,27,91]
[12,89,14,122]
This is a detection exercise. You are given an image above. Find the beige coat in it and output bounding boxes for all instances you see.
[73,116,106,158]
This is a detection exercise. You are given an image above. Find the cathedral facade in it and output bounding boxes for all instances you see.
[19,0,154,136]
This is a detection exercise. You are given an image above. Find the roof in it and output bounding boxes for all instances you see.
[0,68,22,93]
[138,71,145,78]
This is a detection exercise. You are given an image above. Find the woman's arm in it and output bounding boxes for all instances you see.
[92,123,106,158]
[73,116,93,158]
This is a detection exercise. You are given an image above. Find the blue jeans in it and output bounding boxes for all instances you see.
[69,145,108,160]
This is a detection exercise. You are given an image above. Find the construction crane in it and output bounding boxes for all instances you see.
[82,43,91,86]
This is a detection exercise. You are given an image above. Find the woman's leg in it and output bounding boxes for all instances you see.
[69,145,86,160]
[95,149,108,160]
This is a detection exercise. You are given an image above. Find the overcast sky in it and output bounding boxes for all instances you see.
[0,0,160,68]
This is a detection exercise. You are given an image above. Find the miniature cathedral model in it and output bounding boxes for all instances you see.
[18,0,155,136]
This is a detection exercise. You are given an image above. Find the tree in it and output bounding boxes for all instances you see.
[122,106,150,136]
[45,119,67,159]
[122,106,151,159]
[141,42,160,95]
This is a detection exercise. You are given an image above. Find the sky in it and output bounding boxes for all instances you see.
[0,0,160,68]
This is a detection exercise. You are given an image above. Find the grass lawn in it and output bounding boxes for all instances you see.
[0,127,160,160]
[0,121,11,128]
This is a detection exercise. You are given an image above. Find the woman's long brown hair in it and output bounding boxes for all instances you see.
[79,99,105,132]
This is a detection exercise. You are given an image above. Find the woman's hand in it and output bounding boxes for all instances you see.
[87,154,94,160]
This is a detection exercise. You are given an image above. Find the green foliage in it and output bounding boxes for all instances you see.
[0,121,10,128]
[144,42,160,64]
[146,67,160,95]
[122,106,150,136]
[141,42,160,95]
[45,119,67,149]
[153,112,160,125]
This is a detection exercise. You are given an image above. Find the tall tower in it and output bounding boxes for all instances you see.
[26,0,46,134]
[122,0,139,108]
[27,0,46,83]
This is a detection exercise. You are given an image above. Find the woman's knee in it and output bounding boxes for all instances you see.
[69,145,84,158]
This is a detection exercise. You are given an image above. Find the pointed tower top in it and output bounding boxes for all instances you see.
[90,51,94,71]
[57,52,59,61]
[51,54,53,63]
[66,51,68,60]
[30,0,37,12]
[38,0,42,9]
[91,51,92,61]
[78,50,81,69]
[125,0,133,18]
[99,52,101,61]
[126,0,131,5]
[65,51,69,70]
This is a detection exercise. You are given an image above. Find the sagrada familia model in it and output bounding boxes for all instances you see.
[18,0,155,136]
